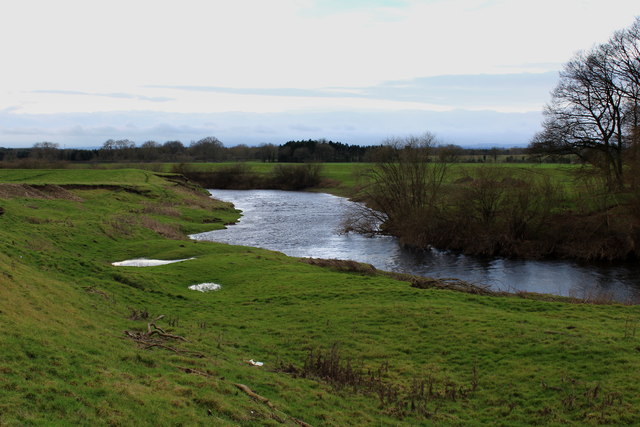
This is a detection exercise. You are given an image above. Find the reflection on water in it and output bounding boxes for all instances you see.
[190,189,640,302]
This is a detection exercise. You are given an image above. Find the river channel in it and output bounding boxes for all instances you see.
[190,189,640,303]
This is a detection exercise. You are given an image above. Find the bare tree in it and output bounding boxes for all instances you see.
[609,18,640,131]
[256,143,278,162]
[530,17,640,189]
[139,140,161,162]
[531,48,626,187]
[100,139,136,161]
[161,140,186,161]
[31,142,60,161]
[189,136,224,162]
[344,133,449,243]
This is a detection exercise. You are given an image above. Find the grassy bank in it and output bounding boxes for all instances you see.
[1,168,640,425]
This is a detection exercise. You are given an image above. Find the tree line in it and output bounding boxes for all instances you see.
[0,137,537,166]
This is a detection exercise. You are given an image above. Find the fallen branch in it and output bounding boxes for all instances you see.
[142,343,179,353]
[233,383,314,426]
[147,323,188,341]
[233,383,275,409]
[291,417,314,427]
[83,286,110,299]
[124,315,188,353]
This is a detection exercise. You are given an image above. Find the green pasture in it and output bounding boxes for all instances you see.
[1,168,637,425]
[0,168,167,186]
[75,161,579,196]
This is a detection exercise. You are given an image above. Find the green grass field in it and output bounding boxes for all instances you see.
[81,161,579,198]
[1,168,639,425]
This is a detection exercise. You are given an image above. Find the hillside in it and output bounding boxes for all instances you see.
[1,169,639,425]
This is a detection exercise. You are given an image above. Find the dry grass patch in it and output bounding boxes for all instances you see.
[141,202,180,217]
[140,216,185,240]
[101,215,138,238]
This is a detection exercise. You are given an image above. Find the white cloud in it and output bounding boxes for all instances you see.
[0,109,542,148]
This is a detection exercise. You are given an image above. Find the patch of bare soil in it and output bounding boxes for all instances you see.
[0,184,82,201]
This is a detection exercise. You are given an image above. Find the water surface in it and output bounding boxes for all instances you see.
[191,189,640,302]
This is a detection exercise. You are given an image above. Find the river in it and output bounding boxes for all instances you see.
[190,189,640,303]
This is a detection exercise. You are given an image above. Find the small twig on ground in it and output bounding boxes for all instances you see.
[83,286,110,299]
[177,366,211,377]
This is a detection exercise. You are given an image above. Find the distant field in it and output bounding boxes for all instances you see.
[68,161,580,195]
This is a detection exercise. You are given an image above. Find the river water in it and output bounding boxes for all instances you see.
[191,189,640,302]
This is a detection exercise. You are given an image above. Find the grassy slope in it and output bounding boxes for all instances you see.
[1,169,639,426]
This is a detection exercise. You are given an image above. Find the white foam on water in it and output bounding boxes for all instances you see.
[111,257,195,267]
[188,283,222,292]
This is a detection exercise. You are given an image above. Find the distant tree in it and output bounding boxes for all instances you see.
[276,139,370,162]
[139,140,161,162]
[256,143,278,162]
[100,139,135,161]
[315,142,336,162]
[435,144,463,162]
[292,146,312,162]
[30,142,60,160]
[102,139,115,150]
[102,139,135,150]
[189,137,225,162]
[364,144,396,163]
[227,144,250,161]
[277,145,293,162]
[63,148,95,162]
[161,140,186,161]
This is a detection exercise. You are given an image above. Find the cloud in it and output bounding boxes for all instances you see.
[289,124,323,132]
[145,85,339,98]
[32,90,173,103]
[1,105,22,114]
[362,72,559,111]
[0,109,542,148]
[148,71,558,113]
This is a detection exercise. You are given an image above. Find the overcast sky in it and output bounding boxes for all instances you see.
[1,0,639,148]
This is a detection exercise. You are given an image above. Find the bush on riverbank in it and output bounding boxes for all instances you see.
[172,162,323,191]
[351,149,640,261]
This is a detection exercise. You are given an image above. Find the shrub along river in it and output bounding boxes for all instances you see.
[191,189,640,303]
